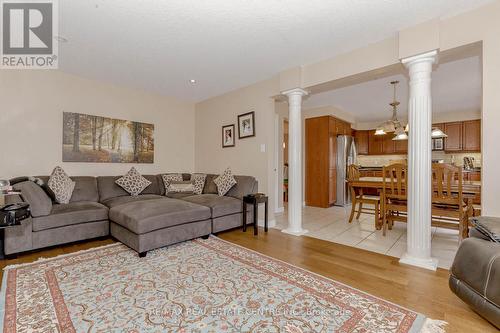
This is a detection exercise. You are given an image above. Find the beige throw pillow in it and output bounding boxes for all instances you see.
[167,181,195,193]
[115,167,152,196]
[191,173,207,195]
[161,173,183,194]
[48,166,75,204]
[213,168,237,196]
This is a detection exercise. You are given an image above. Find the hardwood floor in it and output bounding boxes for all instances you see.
[0,228,496,332]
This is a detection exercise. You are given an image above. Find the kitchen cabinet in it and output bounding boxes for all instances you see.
[354,130,369,155]
[444,122,463,151]
[382,135,395,154]
[394,138,408,153]
[368,131,384,155]
[462,120,481,152]
[305,115,351,208]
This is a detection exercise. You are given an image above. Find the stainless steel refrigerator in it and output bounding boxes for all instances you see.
[335,135,357,206]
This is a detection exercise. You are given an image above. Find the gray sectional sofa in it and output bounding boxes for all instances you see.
[4,173,257,257]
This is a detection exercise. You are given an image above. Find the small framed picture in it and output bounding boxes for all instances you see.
[222,124,235,148]
[238,111,255,139]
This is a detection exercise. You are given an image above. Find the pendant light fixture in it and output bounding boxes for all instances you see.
[375,81,408,140]
[431,127,448,138]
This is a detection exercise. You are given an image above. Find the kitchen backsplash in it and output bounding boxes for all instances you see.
[357,152,482,168]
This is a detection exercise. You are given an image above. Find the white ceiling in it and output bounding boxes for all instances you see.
[303,56,482,122]
[58,0,493,102]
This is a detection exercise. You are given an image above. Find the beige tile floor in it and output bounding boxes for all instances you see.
[274,204,459,269]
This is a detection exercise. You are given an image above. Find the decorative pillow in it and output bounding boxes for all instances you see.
[191,173,207,195]
[115,167,152,196]
[167,181,195,194]
[213,168,237,196]
[48,166,75,204]
[161,173,183,194]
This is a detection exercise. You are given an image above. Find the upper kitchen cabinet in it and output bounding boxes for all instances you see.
[382,134,396,154]
[368,130,384,155]
[354,130,369,155]
[462,120,481,152]
[394,137,408,153]
[444,119,481,152]
[444,122,463,152]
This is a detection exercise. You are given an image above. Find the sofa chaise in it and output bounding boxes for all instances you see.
[4,173,257,257]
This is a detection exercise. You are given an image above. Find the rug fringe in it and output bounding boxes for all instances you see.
[420,319,447,333]
[2,243,123,271]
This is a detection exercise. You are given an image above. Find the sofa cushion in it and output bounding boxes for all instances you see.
[37,176,100,203]
[181,194,243,218]
[13,181,52,217]
[101,194,163,208]
[32,201,109,232]
[202,174,219,194]
[226,175,258,199]
[109,198,211,234]
[97,175,160,202]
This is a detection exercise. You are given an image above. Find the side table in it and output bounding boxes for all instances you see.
[0,195,31,259]
[242,194,268,235]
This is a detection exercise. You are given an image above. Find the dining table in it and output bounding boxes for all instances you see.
[348,176,481,230]
[349,176,481,196]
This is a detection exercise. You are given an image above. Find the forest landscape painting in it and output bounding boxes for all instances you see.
[63,112,154,163]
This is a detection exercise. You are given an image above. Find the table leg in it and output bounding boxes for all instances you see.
[253,202,258,236]
[264,199,268,232]
[243,202,247,232]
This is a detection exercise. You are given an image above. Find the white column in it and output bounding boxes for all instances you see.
[282,88,308,236]
[399,50,438,271]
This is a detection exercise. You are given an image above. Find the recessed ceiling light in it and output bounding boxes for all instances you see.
[189,79,196,84]
[54,36,68,43]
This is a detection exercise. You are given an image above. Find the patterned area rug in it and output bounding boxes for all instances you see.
[1,237,446,332]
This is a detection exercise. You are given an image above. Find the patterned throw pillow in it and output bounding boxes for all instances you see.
[115,167,152,196]
[191,173,207,195]
[161,173,183,194]
[167,181,195,194]
[48,166,76,204]
[213,168,237,196]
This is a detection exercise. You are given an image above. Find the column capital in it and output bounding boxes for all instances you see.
[282,88,308,97]
[401,50,438,68]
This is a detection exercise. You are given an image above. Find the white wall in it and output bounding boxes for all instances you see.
[0,71,195,178]
[194,77,280,219]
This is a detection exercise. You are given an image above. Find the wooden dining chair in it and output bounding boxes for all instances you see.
[431,164,472,240]
[381,163,408,236]
[347,164,381,228]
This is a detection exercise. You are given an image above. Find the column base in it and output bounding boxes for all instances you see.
[399,253,438,271]
[282,228,309,236]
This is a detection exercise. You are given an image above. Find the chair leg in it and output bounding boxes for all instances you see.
[382,207,387,236]
[349,198,357,223]
[356,202,363,220]
[374,202,380,230]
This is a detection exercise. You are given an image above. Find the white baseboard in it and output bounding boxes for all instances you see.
[257,219,276,228]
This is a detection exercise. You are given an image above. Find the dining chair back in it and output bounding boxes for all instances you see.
[431,163,471,240]
[381,163,408,235]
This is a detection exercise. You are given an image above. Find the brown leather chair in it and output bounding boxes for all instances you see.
[449,217,500,329]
